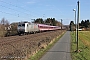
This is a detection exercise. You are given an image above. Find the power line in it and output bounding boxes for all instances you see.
[0,5,18,12]
[0,1,31,16]
[1,1,33,12]
[0,10,18,16]
[0,0,24,10]
[0,4,31,17]
[0,0,47,22]
[0,0,38,17]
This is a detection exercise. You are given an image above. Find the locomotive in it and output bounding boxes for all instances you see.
[17,22,61,35]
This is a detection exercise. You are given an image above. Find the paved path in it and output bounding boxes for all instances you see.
[40,31,72,60]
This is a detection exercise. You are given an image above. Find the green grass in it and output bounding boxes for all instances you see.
[71,31,90,60]
[28,31,65,60]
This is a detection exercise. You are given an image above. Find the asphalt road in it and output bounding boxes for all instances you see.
[40,31,72,60]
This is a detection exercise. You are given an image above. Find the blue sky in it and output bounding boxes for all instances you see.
[0,0,90,25]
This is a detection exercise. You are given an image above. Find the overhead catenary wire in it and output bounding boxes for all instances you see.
[0,4,31,17]
[0,0,49,23]
[0,0,36,20]
[0,0,28,11]
[0,0,39,18]
[0,10,18,16]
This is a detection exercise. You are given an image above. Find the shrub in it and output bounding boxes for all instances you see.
[0,25,7,37]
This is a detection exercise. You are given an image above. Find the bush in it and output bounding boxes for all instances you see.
[0,25,7,37]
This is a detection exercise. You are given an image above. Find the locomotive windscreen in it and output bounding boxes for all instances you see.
[18,24,25,27]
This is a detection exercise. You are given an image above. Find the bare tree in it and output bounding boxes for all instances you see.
[0,18,9,25]
[0,18,10,37]
[5,20,10,26]
[1,18,5,25]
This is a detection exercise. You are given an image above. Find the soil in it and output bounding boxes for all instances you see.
[0,30,65,60]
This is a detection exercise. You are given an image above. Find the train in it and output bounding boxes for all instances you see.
[17,22,62,35]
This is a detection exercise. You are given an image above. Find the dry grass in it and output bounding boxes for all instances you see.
[0,25,6,37]
[0,30,65,60]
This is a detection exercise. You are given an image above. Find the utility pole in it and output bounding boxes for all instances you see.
[77,0,80,52]
[73,9,77,43]
[43,14,45,24]
[61,19,63,30]
[31,19,35,23]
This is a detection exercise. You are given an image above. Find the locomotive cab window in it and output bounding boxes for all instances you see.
[18,24,21,27]
[22,24,25,27]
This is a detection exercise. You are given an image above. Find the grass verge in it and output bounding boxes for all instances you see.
[28,31,65,60]
[71,31,90,60]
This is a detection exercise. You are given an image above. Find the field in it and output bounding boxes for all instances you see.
[0,30,65,60]
[71,31,90,60]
